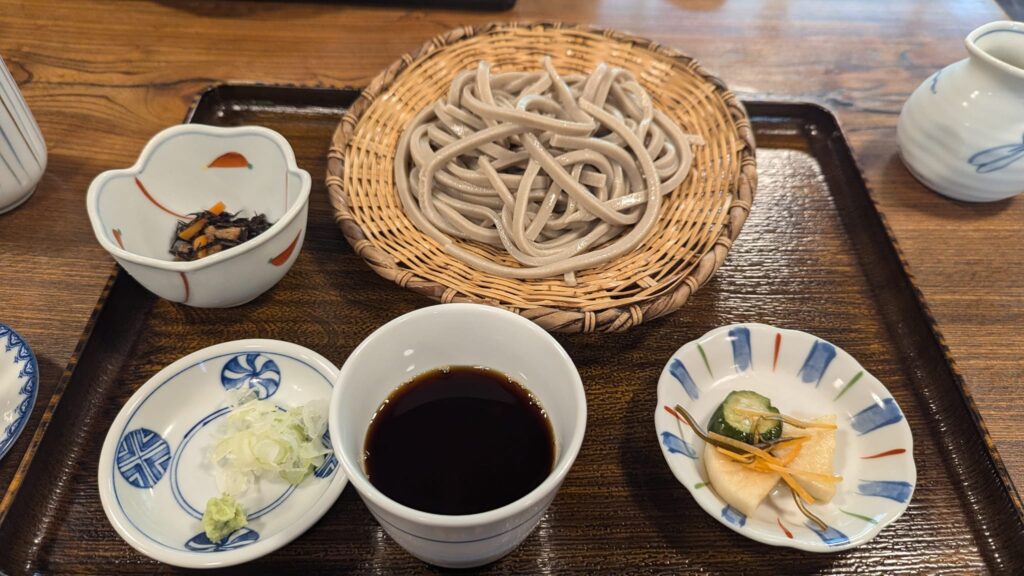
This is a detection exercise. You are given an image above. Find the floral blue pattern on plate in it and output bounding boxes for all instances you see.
[97,339,347,569]
[654,324,916,552]
[220,352,281,399]
[0,323,38,462]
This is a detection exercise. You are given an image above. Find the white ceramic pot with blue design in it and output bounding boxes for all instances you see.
[897,21,1024,202]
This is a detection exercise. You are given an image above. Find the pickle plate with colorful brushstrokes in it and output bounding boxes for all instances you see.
[653,323,915,552]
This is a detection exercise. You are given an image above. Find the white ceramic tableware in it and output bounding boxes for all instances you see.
[86,124,311,307]
[0,323,37,461]
[898,20,1024,202]
[329,303,587,568]
[654,323,915,552]
[98,339,347,568]
[0,55,46,214]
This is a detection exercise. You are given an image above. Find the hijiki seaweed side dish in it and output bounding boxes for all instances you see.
[170,201,273,261]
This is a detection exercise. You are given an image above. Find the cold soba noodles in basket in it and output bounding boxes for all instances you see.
[395,57,702,285]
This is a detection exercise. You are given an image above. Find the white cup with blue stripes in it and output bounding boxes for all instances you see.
[0,55,46,214]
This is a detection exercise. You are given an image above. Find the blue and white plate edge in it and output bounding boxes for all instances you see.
[0,322,38,462]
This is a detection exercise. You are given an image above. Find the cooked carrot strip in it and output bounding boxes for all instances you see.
[734,408,837,430]
[194,233,209,259]
[177,218,207,241]
[208,201,226,215]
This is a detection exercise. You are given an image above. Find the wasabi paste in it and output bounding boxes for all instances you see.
[202,493,247,543]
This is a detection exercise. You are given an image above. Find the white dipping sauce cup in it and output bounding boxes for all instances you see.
[329,303,586,568]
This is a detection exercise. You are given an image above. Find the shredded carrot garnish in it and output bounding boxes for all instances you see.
[769,436,810,466]
[770,436,810,452]
[716,446,754,463]
[777,469,815,504]
[208,201,226,216]
[776,443,804,466]
[742,460,774,474]
[739,450,812,473]
[734,408,837,430]
[764,461,842,484]
[670,402,837,523]
[707,432,785,466]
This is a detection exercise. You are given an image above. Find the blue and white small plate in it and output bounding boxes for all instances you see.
[654,324,916,552]
[0,323,38,462]
[98,340,347,568]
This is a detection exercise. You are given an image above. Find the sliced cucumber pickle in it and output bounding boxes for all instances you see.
[707,390,781,443]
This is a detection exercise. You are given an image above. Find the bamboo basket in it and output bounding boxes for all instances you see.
[327,22,756,333]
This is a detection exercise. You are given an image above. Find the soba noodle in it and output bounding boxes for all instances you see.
[394,57,702,285]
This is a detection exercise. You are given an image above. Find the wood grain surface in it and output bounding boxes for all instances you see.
[0,0,1020,563]
[1,95,1020,574]
[998,0,1024,18]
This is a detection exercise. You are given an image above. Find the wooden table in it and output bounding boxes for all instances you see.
[0,0,1018,531]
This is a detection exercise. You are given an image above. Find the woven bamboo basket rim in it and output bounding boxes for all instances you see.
[327,21,757,333]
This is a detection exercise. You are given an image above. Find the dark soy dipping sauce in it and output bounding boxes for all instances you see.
[364,366,555,515]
